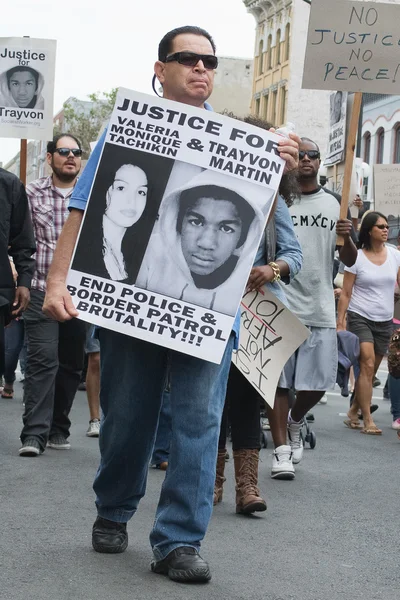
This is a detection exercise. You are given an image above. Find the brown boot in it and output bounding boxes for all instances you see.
[233,449,267,514]
[213,449,227,505]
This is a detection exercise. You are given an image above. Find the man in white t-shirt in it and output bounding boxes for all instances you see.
[270,137,358,479]
[19,134,87,457]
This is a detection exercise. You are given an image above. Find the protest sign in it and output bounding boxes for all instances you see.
[67,88,285,364]
[302,0,400,94]
[325,91,348,166]
[232,287,310,408]
[374,164,400,217]
[0,37,56,140]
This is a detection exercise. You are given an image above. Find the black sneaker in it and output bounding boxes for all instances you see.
[19,438,43,457]
[92,516,128,553]
[151,547,211,583]
[47,434,70,450]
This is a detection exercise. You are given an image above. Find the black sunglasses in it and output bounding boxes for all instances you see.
[375,224,389,230]
[165,51,218,70]
[54,147,82,157]
[299,150,320,160]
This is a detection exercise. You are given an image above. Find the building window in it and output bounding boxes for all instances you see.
[393,124,400,163]
[267,35,272,70]
[255,98,260,116]
[271,91,278,125]
[285,24,291,61]
[258,40,264,76]
[276,30,281,66]
[363,132,371,164]
[263,95,269,120]
[376,128,385,163]
[280,88,287,125]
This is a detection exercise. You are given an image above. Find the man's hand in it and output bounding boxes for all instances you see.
[276,132,300,173]
[246,265,275,292]
[336,218,352,239]
[12,286,30,316]
[43,281,79,322]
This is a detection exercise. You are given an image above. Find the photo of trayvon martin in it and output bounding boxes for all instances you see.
[71,144,174,284]
[0,66,44,109]
[136,167,270,317]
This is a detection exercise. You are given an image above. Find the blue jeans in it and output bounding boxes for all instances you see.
[2,319,25,384]
[151,385,171,466]
[388,375,400,420]
[95,329,234,560]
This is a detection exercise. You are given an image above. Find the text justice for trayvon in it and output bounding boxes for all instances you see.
[109,99,283,185]
[67,277,228,347]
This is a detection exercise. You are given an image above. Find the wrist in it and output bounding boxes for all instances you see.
[47,276,67,286]
[268,261,281,283]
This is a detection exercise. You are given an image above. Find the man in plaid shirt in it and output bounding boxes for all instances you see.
[19,134,87,457]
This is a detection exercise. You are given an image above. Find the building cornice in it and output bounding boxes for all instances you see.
[243,0,292,22]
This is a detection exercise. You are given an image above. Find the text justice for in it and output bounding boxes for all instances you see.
[116,98,279,154]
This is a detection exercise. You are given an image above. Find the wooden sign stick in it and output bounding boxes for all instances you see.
[337,91,363,245]
[19,139,27,186]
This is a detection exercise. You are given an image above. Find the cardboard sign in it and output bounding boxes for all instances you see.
[232,287,310,408]
[302,0,400,94]
[374,164,400,217]
[0,37,56,139]
[67,88,285,364]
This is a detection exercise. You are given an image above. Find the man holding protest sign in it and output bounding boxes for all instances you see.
[42,26,300,583]
[272,137,357,473]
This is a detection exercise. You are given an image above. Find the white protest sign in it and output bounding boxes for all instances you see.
[0,37,56,140]
[232,287,310,408]
[302,0,400,93]
[325,91,348,166]
[374,164,400,217]
[67,88,285,364]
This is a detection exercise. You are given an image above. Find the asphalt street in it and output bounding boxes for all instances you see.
[1,364,399,600]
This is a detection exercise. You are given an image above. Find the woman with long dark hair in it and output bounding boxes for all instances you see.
[337,212,400,434]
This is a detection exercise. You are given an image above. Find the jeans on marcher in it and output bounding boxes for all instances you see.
[2,319,24,384]
[388,375,400,420]
[21,290,86,449]
[151,384,171,466]
[95,328,234,560]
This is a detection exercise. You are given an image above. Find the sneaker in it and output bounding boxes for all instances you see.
[86,419,100,437]
[92,516,128,553]
[373,376,381,388]
[47,434,70,450]
[288,418,304,464]
[318,394,328,405]
[261,417,270,430]
[19,438,43,457]
[271,445,295,480]
[392,418,400,430]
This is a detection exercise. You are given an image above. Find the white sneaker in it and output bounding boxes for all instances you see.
[261,417,270,430]
[271,445,295,480]
[288,419,304,464]
[86,419,100,437]
[318,394,328,405]
[391,418,400,430]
